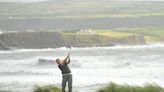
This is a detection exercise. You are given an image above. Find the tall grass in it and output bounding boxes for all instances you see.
[34,86,61,92]
[95,30,136,38]
[97,83,164,92]
[113,27,164,43]
[33,83,164,92]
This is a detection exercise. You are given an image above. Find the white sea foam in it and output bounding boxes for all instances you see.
[0,43,164,53]
[0,45,164,92]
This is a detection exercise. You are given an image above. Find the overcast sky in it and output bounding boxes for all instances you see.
[0,0,163,2]
[0,0,48,2]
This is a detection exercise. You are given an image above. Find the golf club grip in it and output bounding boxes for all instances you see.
[69,48,72,55]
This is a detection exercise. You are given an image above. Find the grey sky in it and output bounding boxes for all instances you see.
[0,0,163,2]
[0,0,48,2]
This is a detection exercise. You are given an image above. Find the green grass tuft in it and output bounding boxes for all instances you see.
[34,86,61,92]
[97,83,164,92]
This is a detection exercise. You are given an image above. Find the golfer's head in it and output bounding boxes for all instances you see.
[56,58,61,64]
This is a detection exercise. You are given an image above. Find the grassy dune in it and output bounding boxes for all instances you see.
[34,86,61,92]
[97,83,164,92]
[95,30,136,38]
[62,30,136,41]
[32,83,164,92]
[62,29,141,45]
[61,30,142,46]
[62,28,164,44]
[62,32,113,44]
[117,28,164,43]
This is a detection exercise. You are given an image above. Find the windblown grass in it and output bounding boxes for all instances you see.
[62,32,112,44]
[33,83,164,92]
[118,27,164,43]
[34,86,61,92]
[62,28,164,44]
[97,83,164,92]
[95,30,136,38]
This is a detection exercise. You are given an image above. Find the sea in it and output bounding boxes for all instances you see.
[0,44,164,92]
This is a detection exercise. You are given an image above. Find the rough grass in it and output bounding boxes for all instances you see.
[46,13,164,19]
[34,86,61,92]
[119,28,164,43]
[62,30,135,39]
[61,32,112,44]
[97,83,164,92]
[33,83,164,92]
[95,30,136,38]
[26,13,164,19]
[61,30,145,45]
[1,2,164,19]
[62,28,164,44]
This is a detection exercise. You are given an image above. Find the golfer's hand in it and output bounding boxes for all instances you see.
[67,55,70,59]
[67,52,70,57]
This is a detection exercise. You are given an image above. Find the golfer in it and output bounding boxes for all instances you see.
[56,50,72,92]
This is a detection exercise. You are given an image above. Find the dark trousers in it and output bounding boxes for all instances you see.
[62,73,72,92]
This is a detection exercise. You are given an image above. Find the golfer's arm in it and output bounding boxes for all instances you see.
[63,57,70,64]
[63,53,70,63]
[67,57,70,64]
[63,57,68,64]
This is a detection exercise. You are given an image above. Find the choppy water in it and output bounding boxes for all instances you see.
[0,44,164,92]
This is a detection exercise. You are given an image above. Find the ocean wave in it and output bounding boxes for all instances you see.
[37,58,55,65]
[0,43,164,53]
[0,47,70,54]
[37,58,82,68]
[0,71,49,76]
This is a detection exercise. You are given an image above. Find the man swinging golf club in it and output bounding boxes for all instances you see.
[56,48,72,92]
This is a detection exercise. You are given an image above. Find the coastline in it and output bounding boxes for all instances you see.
[0,31,146,50]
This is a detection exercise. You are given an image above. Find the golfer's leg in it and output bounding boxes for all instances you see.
[68,74,73,92]
[62,75,67,92]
